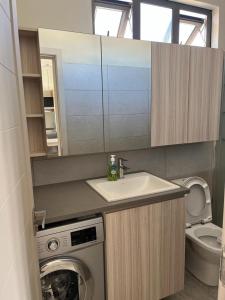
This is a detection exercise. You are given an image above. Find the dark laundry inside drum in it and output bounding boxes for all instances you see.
[41,270,79,300]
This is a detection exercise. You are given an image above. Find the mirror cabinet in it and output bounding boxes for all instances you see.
[18,28,224,158]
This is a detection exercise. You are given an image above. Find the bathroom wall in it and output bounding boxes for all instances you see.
[17,0,221,225]
[16,0,93,34]
[32,142,215,189]
[0,0,41,298]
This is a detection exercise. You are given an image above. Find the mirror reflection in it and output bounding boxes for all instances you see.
[39,28,103,157]
[39,28,151,158]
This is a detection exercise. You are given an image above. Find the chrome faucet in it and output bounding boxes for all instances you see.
[118,157,129,179]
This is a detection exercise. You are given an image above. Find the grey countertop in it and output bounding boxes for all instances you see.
[34,177,189,225]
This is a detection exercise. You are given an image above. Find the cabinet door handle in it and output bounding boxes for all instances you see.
[220,245,225,286]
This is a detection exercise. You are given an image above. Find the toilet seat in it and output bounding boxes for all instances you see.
[174,177,212,228]
[186,223,222,255]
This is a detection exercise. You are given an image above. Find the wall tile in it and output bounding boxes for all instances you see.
[67,115,104,141]
[109,136,149,152]
[65,90,103,116]
[165,142,214,179]
[0,0,10,19]
[107,66,150,91]
[68,138,104,155]
[0,199,14,286]
[32,143,215,188]
[63,63,102,90]
[115,148,166,178]
[0,7,15,72]
[0,65,19,130]
[108,114,149,139]
[107,90,149,115]
[0,127,26,208]
[32,153,108,186]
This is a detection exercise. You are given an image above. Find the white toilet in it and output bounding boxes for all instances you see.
[174,176,222,286]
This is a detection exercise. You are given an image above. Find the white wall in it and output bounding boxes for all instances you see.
[17,0,93,34]
[0,0,41,299]
[16,0,225,49]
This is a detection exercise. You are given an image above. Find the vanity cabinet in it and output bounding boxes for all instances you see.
[104,198,185,300]
[151,42,223,147]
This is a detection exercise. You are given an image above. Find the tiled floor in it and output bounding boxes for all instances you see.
[165,271,218,300]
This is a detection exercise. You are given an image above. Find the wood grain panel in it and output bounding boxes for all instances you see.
[27,118,46,155]
[105,204,161,300]
[188,47,223,143]
[105,198,185,300]
[23,77,42,114]
[19,29,47,157]
[160,198,185,298]
[19,31,40,74]
[151,42,190,147]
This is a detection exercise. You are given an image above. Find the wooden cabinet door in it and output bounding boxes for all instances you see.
[188,47,223,143]
[151,42,190,147]
[160,198,185,299]
[105,204,161,300]
[104,198,185,300]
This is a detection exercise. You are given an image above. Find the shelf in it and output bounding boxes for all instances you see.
[44,107,55,109]
[26,114,44,118]
[27,118,46,155]
[30,152,46,158]
[23,77,43,115]
[19,31,40,74]
[23,73,41,78]
[19,29,47,158]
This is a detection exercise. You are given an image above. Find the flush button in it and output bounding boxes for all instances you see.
[47,239,59,251]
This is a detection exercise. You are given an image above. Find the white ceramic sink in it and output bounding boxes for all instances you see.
[86,172,180,202]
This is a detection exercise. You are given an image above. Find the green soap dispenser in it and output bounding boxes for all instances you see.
[107,154,118,181]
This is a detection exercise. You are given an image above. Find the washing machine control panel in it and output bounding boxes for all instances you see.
[36,218,104,260]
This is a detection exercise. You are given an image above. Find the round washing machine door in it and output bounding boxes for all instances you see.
[40,256,93,300]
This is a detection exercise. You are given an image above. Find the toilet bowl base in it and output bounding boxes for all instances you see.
[186,239,220,287]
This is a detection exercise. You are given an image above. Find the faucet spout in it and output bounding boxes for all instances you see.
[118,157,129,179]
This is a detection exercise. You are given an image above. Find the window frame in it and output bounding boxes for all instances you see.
[93,0,212,47]
[133,0,212,46]
[93,0,132,38]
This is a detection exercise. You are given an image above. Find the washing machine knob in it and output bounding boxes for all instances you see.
[48,239,59,251]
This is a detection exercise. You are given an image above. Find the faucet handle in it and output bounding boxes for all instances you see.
[118,157,128,163]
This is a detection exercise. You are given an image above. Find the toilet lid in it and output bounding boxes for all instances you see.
[182,177,212,226]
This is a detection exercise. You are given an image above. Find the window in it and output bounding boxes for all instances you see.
[179,10,208,47]
[140,3,172,43]
[94,0,132,38]
[93,0,212,46]
[137,0,211,46]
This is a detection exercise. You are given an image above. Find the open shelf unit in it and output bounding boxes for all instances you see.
[19,29,47,157]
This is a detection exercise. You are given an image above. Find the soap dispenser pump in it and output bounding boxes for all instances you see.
[107,154,118,181]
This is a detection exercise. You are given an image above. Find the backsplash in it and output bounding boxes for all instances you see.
[32,142,215,187]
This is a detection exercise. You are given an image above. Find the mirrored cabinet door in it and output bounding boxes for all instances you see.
[101,36,151,152]
[39,29,104,156]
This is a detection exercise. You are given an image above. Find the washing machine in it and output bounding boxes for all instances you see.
[36,216,105,300]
